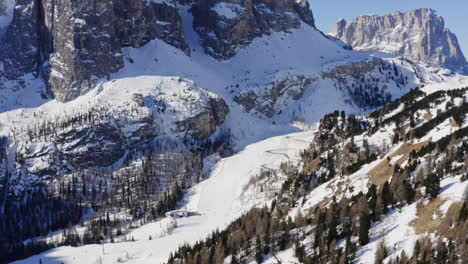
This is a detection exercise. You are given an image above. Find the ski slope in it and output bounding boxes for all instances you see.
[12,129,316,264]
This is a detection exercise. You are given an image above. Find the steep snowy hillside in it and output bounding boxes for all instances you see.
[1,1,467,263]
[9,72,468,263]
[0,10,423,238]
[166,77,468,264]
[11,130,316,264]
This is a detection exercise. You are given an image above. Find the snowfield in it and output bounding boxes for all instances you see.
[12,130,316,264]
[2,2,468,264]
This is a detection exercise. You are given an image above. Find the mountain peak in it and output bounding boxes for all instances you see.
[330,8,467,71]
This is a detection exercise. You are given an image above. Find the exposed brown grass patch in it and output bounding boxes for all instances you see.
[302,157,321,175]
[449,117,460,128]
[423,111,433,121]
[438,201,464,238]
[410,197,445,234]
[368,141,429,187]
[305,178,349,217]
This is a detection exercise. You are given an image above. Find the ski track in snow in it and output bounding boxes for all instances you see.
[12,130,316,264]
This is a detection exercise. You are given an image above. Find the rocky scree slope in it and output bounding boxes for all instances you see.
[330,8,467,72]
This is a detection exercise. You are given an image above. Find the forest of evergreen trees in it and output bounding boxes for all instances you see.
[0,120,233,263]
[168,87,468,263]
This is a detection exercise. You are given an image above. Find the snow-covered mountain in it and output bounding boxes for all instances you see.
[0,1,424,212]
[330,8,468,72]
[166,77,468,264]
[0,0,468,263]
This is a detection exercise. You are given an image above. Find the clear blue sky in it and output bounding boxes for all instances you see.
[310,0,468,56]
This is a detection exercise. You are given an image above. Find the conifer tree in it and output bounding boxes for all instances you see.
[359,212,370,245]
[424,173,440,199]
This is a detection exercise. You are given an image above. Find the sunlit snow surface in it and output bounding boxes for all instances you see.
[0,0,13,30]
[12,130,316,264]
[4,3,468,264]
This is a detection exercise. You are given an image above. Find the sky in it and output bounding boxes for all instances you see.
[310,0,468,56]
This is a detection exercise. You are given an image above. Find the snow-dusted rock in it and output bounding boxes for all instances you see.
[4,76,228,177]
[192,0,315,59]
[330,8,467,71]
[0,0,188,102]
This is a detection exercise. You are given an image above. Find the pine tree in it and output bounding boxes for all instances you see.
[413,239,421,260]
[359,212,370,245]
[255,236,263,264]
[213,241,225,264]
[374,235,387,264]
[381,181,393,213]
[424,173,440,199]
[294,240,306,262]
[400,250,408,264]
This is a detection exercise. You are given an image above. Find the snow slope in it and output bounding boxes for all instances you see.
[12,130,316,264]
[0,76,221,137]
[3,4,468,264]
[0,0,13,30]
[0,4,424,149]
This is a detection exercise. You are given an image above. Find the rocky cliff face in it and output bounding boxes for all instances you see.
[0,0,318,101]
[0,0,189,102]
[234,74,317,117]
[330,8,467,71]
[192,0,315,59]
[177,98,229,140]
[6,76,229,178]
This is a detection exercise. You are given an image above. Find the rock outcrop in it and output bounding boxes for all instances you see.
[8,76,229,177]
[330,8,467,71]
[177,98,229,140]
[235,74,317,117]
[192,0,315,59]
[0,0,188,102]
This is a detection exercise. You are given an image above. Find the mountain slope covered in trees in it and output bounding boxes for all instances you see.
[168,80,468,264]
[1,1,468,263]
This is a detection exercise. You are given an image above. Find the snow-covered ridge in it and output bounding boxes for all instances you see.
[0,76,229,193]
[0,76,223,138]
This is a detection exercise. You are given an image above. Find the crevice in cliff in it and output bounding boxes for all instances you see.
[36,0,53,67]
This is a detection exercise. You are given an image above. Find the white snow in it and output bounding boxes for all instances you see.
[438,176,468,215]
[0,0,14,30]
[212,2,245,19]
[0,76,220,139]
[356,204,419,264]
[3,4,468,264]
[256,248,298,264]
[12,130,316,264]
